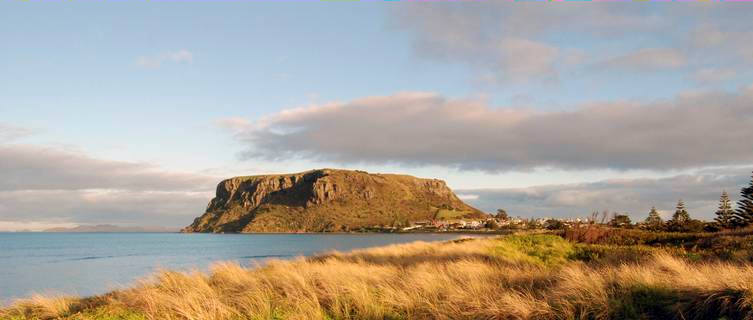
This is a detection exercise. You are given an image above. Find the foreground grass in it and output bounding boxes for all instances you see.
[3,233,753,320]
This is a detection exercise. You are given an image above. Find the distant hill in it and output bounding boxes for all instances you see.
[44,224,178,233]
[182,169,486,233]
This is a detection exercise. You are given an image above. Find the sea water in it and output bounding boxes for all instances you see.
[0,232,470,304]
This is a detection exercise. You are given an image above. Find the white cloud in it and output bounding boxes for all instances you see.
[136,49,193,68]
[692,68,736,84]
[600,48,687,71]
[0,136,218,227]
[0,144,215,191]
[228,86,753,172]
[0,123,35,142]
[496,38,559,82]
[0,189,211,228]
[216,117,253,133]
[391,4,752,83]
[690,25,753,63]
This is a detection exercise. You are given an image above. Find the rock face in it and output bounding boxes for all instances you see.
[182,169,486,233]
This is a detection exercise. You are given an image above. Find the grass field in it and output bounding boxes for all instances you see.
[3,229,753,320]
[433,208,474,220]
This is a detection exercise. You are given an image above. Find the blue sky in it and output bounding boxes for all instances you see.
[2,2,753,229]
[3,2,472,171]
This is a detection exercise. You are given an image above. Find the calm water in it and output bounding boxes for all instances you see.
[0,232,471,304]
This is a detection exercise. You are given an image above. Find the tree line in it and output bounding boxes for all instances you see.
[491,171,753,233]
[638,171,753,232]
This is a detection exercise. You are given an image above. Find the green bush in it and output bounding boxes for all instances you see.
[609,285,680,319]
[570,244,656,264]
[491,234,575,266]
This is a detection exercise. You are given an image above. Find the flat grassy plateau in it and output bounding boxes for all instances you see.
[3,227,753,320]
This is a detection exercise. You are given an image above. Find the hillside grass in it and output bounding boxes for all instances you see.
[433,208,474,220]
[189,169,486,233]
[3,232,753,320]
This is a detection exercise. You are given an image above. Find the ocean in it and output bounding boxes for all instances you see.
[0,232,471,305]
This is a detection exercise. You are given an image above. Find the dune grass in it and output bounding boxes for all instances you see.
[3,234,753,320]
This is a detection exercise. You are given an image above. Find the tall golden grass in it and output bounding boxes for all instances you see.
[3,235,753,320]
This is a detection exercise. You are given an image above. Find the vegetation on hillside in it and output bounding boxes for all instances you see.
[183,169,484,233]
[4,229,753,320]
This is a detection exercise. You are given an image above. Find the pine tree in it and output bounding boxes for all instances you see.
[495,209,509,220]
[714,191,735,229]
[645,206,663,228]
[734,172,753,227]
[672,199,690,224]
[609,214,632,228]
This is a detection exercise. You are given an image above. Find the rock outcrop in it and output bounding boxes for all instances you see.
[182,169,485,233]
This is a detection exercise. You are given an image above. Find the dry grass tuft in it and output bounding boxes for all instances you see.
[5,295,75,320]
[3,234,753,320]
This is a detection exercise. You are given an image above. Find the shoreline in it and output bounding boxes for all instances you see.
[3,230,516,235]
[3,229,753,319]
[0,232,475,307]
[185,230,517,235]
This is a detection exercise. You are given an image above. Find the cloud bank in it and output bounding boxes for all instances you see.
[0,145,213,192]
[457,167,753,221]
[229,86,753,172]
[0,189,210,229]
[0,137,216,230]
[391,4,753,83]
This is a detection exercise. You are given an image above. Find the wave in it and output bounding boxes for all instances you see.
[239,254,293,259]
[63,253,140,262]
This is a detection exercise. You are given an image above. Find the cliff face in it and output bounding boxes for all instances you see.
[182,169,485,233]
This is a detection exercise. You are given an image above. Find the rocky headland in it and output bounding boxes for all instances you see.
[182,169,485,233]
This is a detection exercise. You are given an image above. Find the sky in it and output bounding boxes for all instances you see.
[1,2,753,230]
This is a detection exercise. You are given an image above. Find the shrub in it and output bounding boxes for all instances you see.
[491,234,575,266]
[608,214,632,228]
[544,219,565,230]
